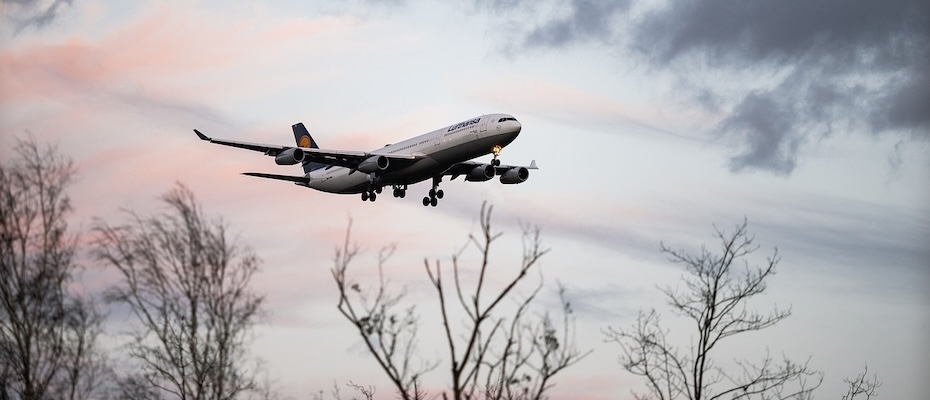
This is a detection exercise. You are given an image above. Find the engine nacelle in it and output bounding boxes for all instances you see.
[275,147,305,165]
[358,155,390,173]
[499,167,529,184]
[465,164,495,182]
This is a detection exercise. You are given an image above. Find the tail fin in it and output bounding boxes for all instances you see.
[292,123,326,173]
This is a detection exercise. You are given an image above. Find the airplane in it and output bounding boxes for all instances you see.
[193,113,536,206]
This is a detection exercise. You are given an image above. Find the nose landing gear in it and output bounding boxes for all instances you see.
[491,145,503,166]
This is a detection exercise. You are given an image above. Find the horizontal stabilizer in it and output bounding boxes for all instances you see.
[242,172,310,183]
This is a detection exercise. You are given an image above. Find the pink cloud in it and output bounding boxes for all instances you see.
[1,3,358,114]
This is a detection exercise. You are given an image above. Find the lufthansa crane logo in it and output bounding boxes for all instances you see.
[298,135,311,148]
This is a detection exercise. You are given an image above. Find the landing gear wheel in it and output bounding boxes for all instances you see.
[491,145,503,167]
[424,176,443,207]
[361,191,369,201]
[375,186,383,194]
[391,185,408,199]
[369,192,377,202]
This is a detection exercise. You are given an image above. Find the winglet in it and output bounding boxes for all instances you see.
[193,129,211,141]
[528,160,538,169]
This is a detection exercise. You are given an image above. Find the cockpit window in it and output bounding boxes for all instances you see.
[498,117,517,123]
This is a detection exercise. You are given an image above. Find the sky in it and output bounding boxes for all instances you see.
[1,0,928,399]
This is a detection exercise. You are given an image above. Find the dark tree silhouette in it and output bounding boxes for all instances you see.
[332,223,435,400]
[332,203,588,400]
[841,365,880,400]
[94,184,263,400]
[0,136,109,400]
[605,220,821,400]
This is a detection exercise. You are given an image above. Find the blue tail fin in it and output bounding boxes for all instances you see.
[292,123,326,173]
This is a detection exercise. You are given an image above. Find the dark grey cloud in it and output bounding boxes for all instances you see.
[717,91,801,174]
[632,0,929,173]
[482,0,930,175]
[873,70,930,132]
[475,0,630,48]
[3,0,74,35]
[632,0,926,67]
[522,0,630,48]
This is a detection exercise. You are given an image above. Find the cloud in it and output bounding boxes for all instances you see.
[474,0,630,49]
[755,197,930,301]
[632,0,929,173]
[522,0,630,48]
[3,0,74,35]
[463,75,718,143]
[630,0,924,65]
[0,3,363,140]
[484,0,930,175]
[0,7,246,131]
[716,91,801,174]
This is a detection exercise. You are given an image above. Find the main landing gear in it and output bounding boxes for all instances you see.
[361,173,383,202]
[360,185,382,202]
[391,184,407,198]
[360,184,409,202]
[422,176,443,207]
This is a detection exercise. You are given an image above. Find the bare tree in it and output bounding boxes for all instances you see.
[841,365,879,400]
[56,297,111,400]
[0,136,110,400]
[94,184,263,400]
[605,219,821,400]
[332,203,589,400]
[332,222,434,400]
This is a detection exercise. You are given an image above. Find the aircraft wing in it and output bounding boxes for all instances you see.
[444,160,538,180]
[242,172,310,183]
[194,130,290,155]
[493,159,538,175]
[194,129,418,170]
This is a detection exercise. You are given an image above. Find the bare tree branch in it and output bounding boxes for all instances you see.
[1,136,110,400]
[331,219,435,400]
[94,183,263,400]
[332,203,588,400]
[841,364,880,400]
[606,219,822,400]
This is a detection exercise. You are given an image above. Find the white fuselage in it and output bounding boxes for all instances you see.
[303,113,522,194]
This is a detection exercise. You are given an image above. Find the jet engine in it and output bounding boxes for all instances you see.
[275,147,305,165]
[358,155,390,173]
[465,164,495,182]
[499,167,529,184]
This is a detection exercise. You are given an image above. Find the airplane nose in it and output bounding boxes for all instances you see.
[511,120,522,135]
